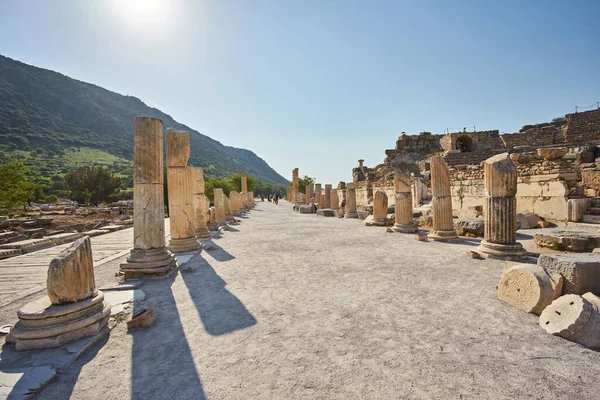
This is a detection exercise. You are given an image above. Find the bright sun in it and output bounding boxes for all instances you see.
[121,0,163,16]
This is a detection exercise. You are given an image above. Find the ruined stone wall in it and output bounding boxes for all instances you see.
[500,130,557,149]
[565,108,600,145]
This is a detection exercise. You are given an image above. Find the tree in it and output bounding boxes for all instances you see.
[64,166,122,205]
[0,161,37,210]
[298,175,315,194]
[231,174,256,193]
[205,178,233,201]
[552,117,567,126]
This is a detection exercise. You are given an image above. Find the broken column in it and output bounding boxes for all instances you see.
[345,185,358,218]
[476,153,526,259]
[241,175,249,209]
[191,167,212,240]
[214,188,227,226]
[224,194,234,222]
[6,237,110,350]
[230,191,241,216]
[393,173,416,233]
[120,117,176,278]
[540,292,600,349]
[315,184,322,208]
[292,168,299,202]
[323,185,332,208]
[306,183,314,205]
[372,191,388,226]
[166,129,200,253]
[428,156,457,241]
[330,188,340,210]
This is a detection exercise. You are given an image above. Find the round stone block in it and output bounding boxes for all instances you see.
[497,264,562,315]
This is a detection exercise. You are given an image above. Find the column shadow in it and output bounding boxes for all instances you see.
[204,242,235,262]
[130,275,206,399]
[182,255,256,336]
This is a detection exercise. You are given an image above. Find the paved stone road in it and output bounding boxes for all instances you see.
[24,201,600,399]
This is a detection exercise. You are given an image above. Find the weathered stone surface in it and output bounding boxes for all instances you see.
[393,173,416,233]
[453,219,484,237]
[323,185,332,209]
[373,191,388,223]
[317,208,335,217]
[330,189,340,210]
[538,254,600,295]
[537,147,568,161]
[127,308,156,329]
[534,230,600,252]
[191,167,211,239]
[299,205,314,214]
[539,292,600,349]
[498,264,563,315]
[345,186,358,218]
[306,183,314,205]
[315,184,322,208]
[516,213,541,229]
[429,156,457,240]
[567,198,591,222]
[47,237,96,305]
[214,188,227,227]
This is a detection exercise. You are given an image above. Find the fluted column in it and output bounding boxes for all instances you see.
[345,186,358,218]
[191,167,211,239]
[393,173,416,233]
[372,191,388,226]
[315,184,322,208]
[306,183,313,205]
[120,117,176,278]
[428,156,457,240]
[214,188,226,226]
[166,130,200,253]
[477,153,526,259]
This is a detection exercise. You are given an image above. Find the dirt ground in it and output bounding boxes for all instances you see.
[37,200,600,399]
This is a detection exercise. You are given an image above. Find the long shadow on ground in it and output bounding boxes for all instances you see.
[182,254,256,336]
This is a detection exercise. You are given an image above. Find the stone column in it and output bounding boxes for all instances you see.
[393,173,416,233]
[292,168,299,202]
[224,194,234,221]
[315,184,322,208]
[241,175,248,209]
[476,153,526,259]
[373,191,388,225]
[428,156,457,241]
[330,189,340,210]
[230,191,241,216]
[345,185,358,218]
[166,129,200,253]
[306,183,313,205]
[191,167,212,240]
[323,184,332,208]
[120,117,176,278]
[214,188,226,226]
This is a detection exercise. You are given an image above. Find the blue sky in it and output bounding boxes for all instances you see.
[1,0,599,184]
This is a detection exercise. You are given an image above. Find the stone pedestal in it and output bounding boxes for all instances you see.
[214,188,227,226]
[315,184,322,208]
[120,117,176,278]
[428,156,457,241]
[476,153,525,259]
[372,191,388,226]
[191,167,211,239]
[166,130,200,253]
[330,189,340,210]
[6,237,110,350]
[393,173,416,233]
[306,183,314,205]
[323,185,332,209]
[345,186,358,218]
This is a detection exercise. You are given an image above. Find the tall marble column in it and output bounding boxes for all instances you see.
[428,156,457,241]
[166,129,200,253]
[323,184,332,208]
[292,168,299,202]
[476,153,526,259]
[306,183,314,205]
[393,173,416,233]
[345,185,358,218]
[330,189,340,210]
[120,117,176,278]
[315,184,322,208]
[191,167,212,240]
[214,188,227,226]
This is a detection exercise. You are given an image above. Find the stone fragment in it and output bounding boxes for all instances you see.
[539,292,600,349]
[516,213,541,230]
[47,237,96,304]
[317,208,335,217]
[498,264,563,315]
[428,156,457,240]
[476,153,526,259]
[534,230,600,252]
[127,308,156,329]
[386,227,394,233]
[415,234,428,241]
[537,147,568,160]
[538,254,600,295]
[299,205,314,214]
[465,250,482,259]
[357,210,370,220]
[453,219,485,237]
[567,198,591,222]
[538,221,550,228]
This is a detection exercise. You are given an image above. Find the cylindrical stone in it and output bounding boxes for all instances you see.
[540,292,600,349]
[323,185,332,208]
[428,156,457,240]
[330,189,340,210]
[345,187,358,218]
[498,264,563,315]
[373,191,388,224]
[191,167,211,239]
[315,184,322,208]
[306,183,314,205]
[214,188,226,226]
[167,166,200,252]
[394,192,416,233]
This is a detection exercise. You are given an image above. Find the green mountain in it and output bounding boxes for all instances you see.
[0,55,288,186]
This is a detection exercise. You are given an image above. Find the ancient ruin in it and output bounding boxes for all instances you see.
[371,191,388,226]
[120,117,176,278]
[315,184,322,208]
[165,129,201,253]
[214,188,227,227]
[392,173,416,233]
[191,167,212,240]
[344,186,358,218]
[306,183,313,205]
[428,156,457,240]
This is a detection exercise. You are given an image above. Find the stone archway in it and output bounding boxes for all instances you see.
[456,135,474,152]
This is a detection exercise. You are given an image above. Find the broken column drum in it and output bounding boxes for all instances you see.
[230,191,241,216]
[345,186,358,218]
[428,156,457,240]
[224,194,234,221]
[191,167,212,240]
[373,191,388,225]
[166,129,200,253]
[476,153,526,259]
[6,237,110,350]
[393,173,416,233]
[120,117,176,278]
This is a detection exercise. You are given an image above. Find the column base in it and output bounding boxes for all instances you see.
[476,240,526,260]
[345,212,358,218]
[393,223,417,233]
[428,230,458,241]
[120,247,177,279]
[168,237,201,253]
[371,217,388,226]
[195,228,212,239]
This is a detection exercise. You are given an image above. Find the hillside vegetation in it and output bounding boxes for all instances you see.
[0,55,287,186]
